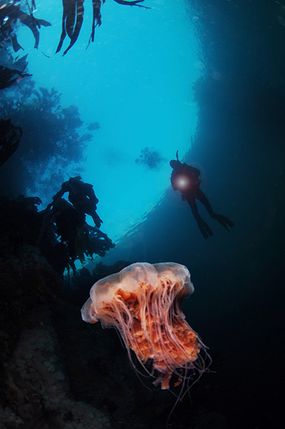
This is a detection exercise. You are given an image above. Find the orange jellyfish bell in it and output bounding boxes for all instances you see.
[81,262,207,390]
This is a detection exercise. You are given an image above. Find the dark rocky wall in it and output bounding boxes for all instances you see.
[0,245,110,429]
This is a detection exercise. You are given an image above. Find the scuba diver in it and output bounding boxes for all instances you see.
[53,176,103,228]
[40,194,114,274]
[170,152,234,239]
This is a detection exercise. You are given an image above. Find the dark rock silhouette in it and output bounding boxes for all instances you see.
[0,119,22,167]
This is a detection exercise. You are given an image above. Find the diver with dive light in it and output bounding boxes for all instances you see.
[170,152,234,238]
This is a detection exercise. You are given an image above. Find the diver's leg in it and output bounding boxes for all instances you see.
[188,198,213,239]
[196,189,215,216]
[197,189,234,230]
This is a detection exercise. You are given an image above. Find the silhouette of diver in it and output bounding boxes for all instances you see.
[170,152,234,238]
[53,176,103,228]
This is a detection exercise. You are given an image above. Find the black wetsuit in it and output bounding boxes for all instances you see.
[171,162,234,238]
[53,180,102,227]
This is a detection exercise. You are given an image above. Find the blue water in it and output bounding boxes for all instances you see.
[18,0,201,241]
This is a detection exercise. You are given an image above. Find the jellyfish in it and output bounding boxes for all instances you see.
[81,262,208,391]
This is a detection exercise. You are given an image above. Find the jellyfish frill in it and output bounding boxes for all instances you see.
[81,262,206,390]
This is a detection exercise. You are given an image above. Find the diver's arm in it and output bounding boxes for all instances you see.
[86,185,99,206]
[53,189,65,200]
[53,184,67,201]
[170,173,179,191]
